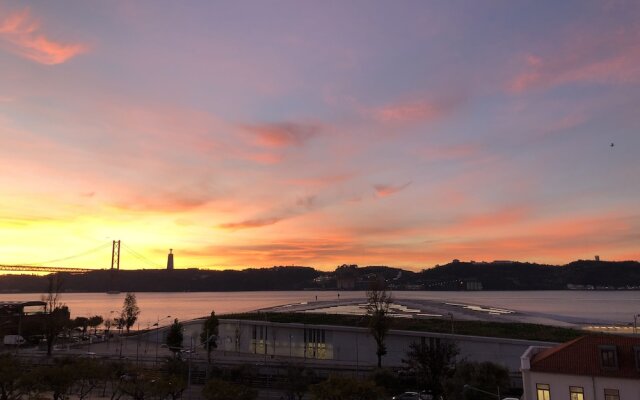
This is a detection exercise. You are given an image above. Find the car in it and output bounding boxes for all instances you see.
[392,392,421,400]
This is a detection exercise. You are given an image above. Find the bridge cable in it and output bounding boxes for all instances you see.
[120,244,164,269]
[9,242,112,267]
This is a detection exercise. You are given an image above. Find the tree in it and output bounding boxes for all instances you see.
[34,360,78,400]
[120,292,140,333]
[74,316,89,335]
[166,319,184,355]
[402,340,459,400]
[202,378,257,400]
[284,364,316,400]
[104,318,113,337]
[372,368,404,398]
[200,310,219,364]
[71,358,107,400]
[0,354,25,400]
[160,358,188,400]
[88,315,104,335]
[118,367,161,400]
[42,273,71,356]
[445,361,511,400]
[366,280,392,368]
[310,375,385,400]
[152,373,187,400]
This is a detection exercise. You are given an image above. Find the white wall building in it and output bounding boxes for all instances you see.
[521,335,640,400]
[181,318,555,379]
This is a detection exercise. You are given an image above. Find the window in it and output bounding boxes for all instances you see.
[604,389,619,400]
[599,345,618,369]
[570,386,584,400]
[303,328,325,344]
[536,383,550,400]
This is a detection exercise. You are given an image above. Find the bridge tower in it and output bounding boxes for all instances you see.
[108,240,121,294]
[110,240,121,270]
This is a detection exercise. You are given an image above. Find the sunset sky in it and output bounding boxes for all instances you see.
[1,1,639,271]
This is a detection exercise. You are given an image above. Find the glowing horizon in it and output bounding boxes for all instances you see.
[1,2,639,272]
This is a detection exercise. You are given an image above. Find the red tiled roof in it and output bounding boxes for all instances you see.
[531,335,640,379]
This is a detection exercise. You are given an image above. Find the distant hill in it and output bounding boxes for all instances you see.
[0,259,638,293]
[420,260,640,290]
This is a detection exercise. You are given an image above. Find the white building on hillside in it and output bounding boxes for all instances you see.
[521,335,640,400]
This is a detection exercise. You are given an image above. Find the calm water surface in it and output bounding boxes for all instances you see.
[1,291,637,326]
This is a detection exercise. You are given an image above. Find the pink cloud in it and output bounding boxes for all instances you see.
[415,144,482,161]
[372,96,461,124]
[284,174,352,188]
[376,101,442,122]
[373,181,412,197]
[237,152,284,165]
[509,27,640,93]
[243,122,320,148]
[0,8,87,65]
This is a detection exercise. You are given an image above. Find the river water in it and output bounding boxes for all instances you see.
[2,290,638,327]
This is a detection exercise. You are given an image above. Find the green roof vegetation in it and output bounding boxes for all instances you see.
[221,312,584,343]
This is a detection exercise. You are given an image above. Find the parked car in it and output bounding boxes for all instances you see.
[3,335,26,346]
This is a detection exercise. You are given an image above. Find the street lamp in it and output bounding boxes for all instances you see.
[464,384,501,400]
[154,315,171,364]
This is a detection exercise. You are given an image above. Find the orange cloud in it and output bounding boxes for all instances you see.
[182,236,363,267]
[424,212,638,264]
[219,217,283,230]
[243,122,320,148]
[0,8,86,65]
[373,181,412,197]
[445,206,530,233]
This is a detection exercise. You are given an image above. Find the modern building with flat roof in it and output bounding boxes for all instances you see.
[180,317,557,383]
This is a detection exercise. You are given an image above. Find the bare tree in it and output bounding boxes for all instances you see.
[366,280,392,368]
[42,274,70,356]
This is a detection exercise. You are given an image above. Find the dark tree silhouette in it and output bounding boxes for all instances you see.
[120,293,140,333]
[366,280,392,368]
[200,311,219,364]
[42,274,70,356]
[402,340,459,400]
[166,319,184,355]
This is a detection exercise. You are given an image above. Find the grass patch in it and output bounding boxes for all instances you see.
[222,312,583,343]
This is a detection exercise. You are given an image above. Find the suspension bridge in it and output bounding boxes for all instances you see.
[0,240,165,273]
